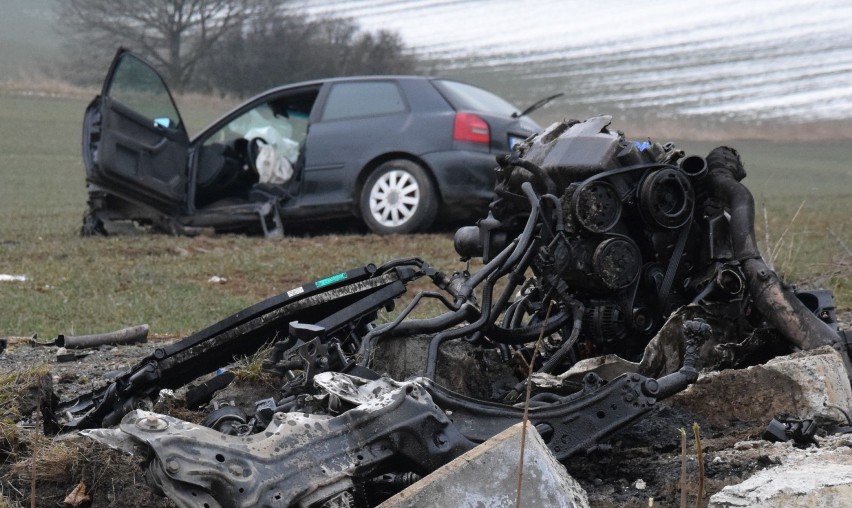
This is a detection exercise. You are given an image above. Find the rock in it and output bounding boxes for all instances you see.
[667,346,852,429]
[709,438,852,507]
[763,347,852,423]
[379,422,589,508]
[370,334,517,400]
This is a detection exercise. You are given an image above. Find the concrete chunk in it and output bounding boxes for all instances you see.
[378,422,589,508]
[709,438,852,507]
[668,346,852,428]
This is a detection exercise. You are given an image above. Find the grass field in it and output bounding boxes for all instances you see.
[0,91,849,340]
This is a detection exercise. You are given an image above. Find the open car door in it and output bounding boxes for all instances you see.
[83,49,189,214]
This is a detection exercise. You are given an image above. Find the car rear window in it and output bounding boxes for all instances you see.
[322,81,406,121]
[432,80,518,116]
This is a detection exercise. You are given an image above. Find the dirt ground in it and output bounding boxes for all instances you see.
[1,312,851,507]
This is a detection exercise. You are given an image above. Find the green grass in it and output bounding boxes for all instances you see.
[0,92,849,341]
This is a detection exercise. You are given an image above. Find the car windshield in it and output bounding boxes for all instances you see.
[433,79,518,116]
[202,100,312,167]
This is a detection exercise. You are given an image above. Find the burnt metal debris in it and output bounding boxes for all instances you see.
[29,324,150,349]
[49,117,849,507]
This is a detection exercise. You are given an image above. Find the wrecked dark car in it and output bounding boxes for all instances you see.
[52,116,849,507]
[81,49,542,237]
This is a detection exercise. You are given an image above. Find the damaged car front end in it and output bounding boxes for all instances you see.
[54,116,849,507]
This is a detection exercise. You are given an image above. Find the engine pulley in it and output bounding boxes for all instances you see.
[638,168,695,229]
[592,236,642,290]
[571,180,622,233]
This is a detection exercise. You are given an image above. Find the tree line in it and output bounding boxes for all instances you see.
[55,0,421,96]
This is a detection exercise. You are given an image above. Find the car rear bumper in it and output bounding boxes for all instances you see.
[421,150,499,219]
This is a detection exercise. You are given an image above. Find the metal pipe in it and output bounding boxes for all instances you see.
[58,324,149,349]
[678,154,708,180]
[705,147,847,363]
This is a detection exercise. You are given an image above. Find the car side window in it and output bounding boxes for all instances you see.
[322,82,406,121]
[107,54,181,128]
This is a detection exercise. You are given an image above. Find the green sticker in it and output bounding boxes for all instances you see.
[315,272,348,288]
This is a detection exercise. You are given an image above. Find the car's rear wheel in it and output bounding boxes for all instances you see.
[360,160,438,234]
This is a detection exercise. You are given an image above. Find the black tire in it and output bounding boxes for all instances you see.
[359,160,438,234]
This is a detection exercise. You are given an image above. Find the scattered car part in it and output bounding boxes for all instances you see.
[55,116,850,507]
[762,417,818,446]
[85,378,475,508]
[87,328,711,508]
[26,324,148,349]
[59,324,149,349]
[56,348,92,363]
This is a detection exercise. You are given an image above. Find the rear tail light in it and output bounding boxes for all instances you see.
[453,112,490,144]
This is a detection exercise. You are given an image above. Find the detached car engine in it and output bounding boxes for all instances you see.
[51,116,848,508]
[455,115,845,372]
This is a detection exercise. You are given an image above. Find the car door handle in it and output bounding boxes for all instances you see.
[113,130,169,154]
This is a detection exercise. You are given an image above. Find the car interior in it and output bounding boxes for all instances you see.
[194,90,318,209]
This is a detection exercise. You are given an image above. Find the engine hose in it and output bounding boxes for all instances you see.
[459,238,517,301]
[490,238,539,319]
[457,185,540,300]
[390,303,480,337]
[510,296,530,328]
[461,182,540,314]
[705,147,849,372]
[426,182,543,378]
[511,298,530,328]
[471,183,545,339]
[502,295,532,330]
[497,155,558,196]
[375,257,426,275]
[371,291,456,337]
[484,310,573,345]
[538,301,585,374]
[358,302,479,365]
[502,299,521,328]
[654,319,708,399]
[426,277,498,378]
[494,182,541,279]
[356,290,466,362]
[542,194,565,232]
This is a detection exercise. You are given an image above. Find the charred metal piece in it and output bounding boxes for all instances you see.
[85,363,706,507]
[704,146,852,376]
[58,324,149,349]
[762,417,818,446]
[85,376,474,508]
[58,264,414,430]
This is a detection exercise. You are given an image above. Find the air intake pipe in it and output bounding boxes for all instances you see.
[704,147,850,377]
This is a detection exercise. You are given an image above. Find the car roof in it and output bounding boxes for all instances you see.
[248,75,466,98]
[190,75,493,143]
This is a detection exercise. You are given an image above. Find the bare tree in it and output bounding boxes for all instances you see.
[199,9,419,96]
[56,0,268,90]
